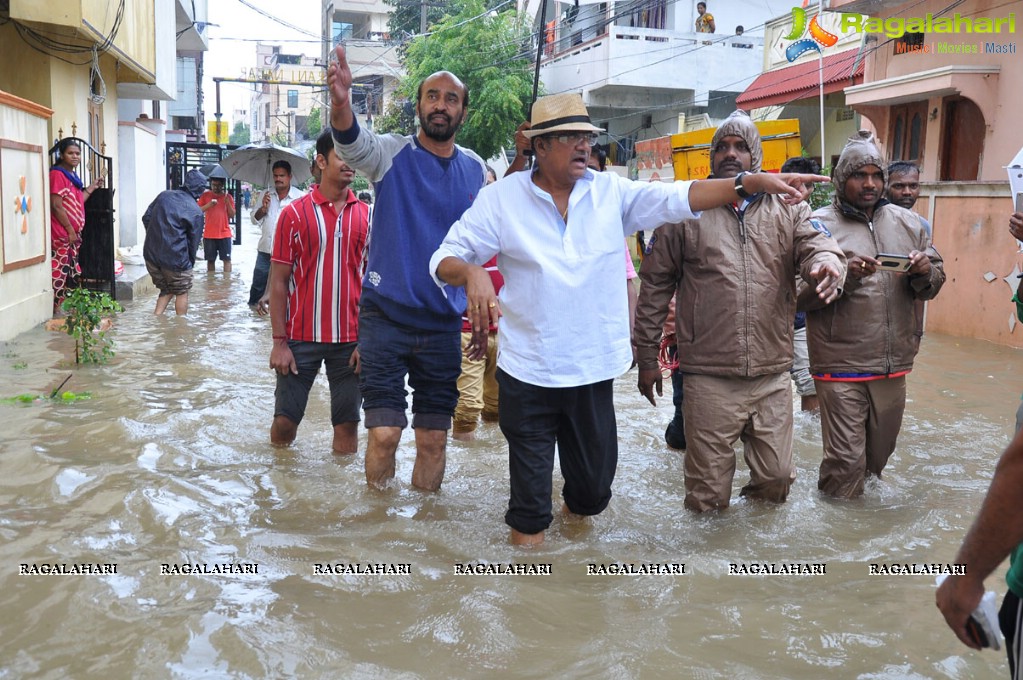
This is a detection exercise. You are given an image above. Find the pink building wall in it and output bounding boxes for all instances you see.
[918,188,1022,346]
[828,0,1023,346]
[842,0,1020,182]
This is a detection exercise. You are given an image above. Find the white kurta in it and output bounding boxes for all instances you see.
[430,169,700,388]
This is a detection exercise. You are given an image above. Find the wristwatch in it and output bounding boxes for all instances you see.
[734,171,751,199]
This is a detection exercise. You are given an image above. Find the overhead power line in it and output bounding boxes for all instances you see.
[233,0,321,38]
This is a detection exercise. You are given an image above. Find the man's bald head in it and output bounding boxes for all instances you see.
[417,71,469,108]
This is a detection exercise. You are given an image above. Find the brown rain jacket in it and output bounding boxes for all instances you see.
[805,132,945,376]
[635,193,846,378]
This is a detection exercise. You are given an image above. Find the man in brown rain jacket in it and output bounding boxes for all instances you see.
[806,131,945,498]
[635,110,847,512]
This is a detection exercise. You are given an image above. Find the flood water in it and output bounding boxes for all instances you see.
[1,233,1021,678]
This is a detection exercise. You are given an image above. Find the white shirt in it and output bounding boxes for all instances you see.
[430,169,700,388]
[251,185,305,253]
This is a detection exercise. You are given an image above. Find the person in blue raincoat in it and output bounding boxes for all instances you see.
[142,169,208,315]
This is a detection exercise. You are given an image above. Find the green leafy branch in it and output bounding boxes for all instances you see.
[61,288,123,364]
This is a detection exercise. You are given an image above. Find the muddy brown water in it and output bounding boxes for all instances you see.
[1,236,1020,678]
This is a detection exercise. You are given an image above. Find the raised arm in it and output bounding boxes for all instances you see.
[327,44,355,133]
[687,172,830,211]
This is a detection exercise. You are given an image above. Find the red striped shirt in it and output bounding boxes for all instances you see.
[271,186,369,343]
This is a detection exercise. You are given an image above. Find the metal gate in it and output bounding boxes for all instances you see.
[165,141,243,244]
[49,137,115,298]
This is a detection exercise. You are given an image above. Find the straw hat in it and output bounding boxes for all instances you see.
[522,93,605,139]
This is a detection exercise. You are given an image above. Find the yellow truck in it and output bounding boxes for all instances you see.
[631,119,802,182]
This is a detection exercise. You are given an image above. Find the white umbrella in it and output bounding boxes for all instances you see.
[220,142,312,187]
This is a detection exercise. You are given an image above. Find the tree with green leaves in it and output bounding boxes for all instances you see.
[386,0,450,47]
[229,121,251,146]
[350,174,370,193]
[379,0,535,161]
[270,129,290,147]
[306,106,323,139]
[373,99,416,137]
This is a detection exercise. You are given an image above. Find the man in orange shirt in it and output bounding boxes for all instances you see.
[198,176,237,273]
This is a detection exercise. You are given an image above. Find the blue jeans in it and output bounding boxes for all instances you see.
[357,301,461,430]
[248,251,271,305]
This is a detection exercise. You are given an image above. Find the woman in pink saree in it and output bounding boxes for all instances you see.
[50,139,103,313]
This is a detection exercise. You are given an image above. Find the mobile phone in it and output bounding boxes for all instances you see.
[876,253,912,273]
[965,615,990,648]
[936,576,1002,651]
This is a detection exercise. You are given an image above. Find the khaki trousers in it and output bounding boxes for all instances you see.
[815,376,906,498]
[681,372,795,512]
[453,331,499,434]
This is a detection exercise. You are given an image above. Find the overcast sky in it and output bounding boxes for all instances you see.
[202,0,324,125]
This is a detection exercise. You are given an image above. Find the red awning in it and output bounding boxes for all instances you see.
[736,52,865,110]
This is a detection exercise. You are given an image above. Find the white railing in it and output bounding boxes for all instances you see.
[541,27,763,95]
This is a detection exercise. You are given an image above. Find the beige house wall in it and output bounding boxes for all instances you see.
[11,0,157,83]
[827,0,1023,345]
[0,91,55,340]
[837,0,1022,183]
[0,0,175,338]
[0,19,127,153]
[83,0,157,83]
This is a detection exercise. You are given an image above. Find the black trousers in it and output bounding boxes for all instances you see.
[1000,589,1023,679]
[498,369,618,535]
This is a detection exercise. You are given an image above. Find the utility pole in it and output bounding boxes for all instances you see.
[420,0,445,33]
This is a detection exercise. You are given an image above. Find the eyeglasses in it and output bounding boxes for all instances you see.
[547,132,600,147]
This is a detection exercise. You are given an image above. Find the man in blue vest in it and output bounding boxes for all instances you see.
[327,44,487,493]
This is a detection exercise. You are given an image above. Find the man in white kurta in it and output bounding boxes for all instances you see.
[431,93,829,546]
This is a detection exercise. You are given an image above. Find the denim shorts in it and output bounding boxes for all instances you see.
[274,341,361,426]
[357,302,461,430]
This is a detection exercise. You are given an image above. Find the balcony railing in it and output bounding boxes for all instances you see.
[540,27,764,100]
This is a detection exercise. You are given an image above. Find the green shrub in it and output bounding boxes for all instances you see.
[61,288,122,364]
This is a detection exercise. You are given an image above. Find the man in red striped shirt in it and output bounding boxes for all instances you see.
[267,130,370,453]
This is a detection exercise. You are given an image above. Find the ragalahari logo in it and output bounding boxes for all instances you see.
[783,7,839,61]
